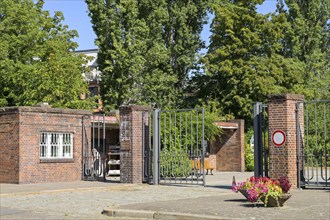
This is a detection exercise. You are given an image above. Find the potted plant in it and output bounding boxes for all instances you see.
[232,176,256,199]
[261,176,292,207]
[232,176,292,207]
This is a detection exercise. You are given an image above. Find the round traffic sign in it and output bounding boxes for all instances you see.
[272,130,286,147]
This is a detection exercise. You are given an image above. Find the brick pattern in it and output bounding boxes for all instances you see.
[119,107,132,183]
[131,111,143,183]
[268,94,304,189]
[0,113,20,183]
[208,155,216,169]
[120,151,132,183]
[209,120,245,172]
[0,107,91,184]
[119,105,150,184]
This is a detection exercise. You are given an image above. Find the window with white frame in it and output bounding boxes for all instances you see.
[40,132,73,159]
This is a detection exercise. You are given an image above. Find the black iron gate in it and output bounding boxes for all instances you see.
[297,100,330,188]
[144,108,206,185]
[253,102,269,178]
[82,114,107,181]
[142,111,152,183]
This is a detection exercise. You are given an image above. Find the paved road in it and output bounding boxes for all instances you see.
[1,172,329,219]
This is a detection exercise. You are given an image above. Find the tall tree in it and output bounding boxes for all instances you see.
[277,0,330,99]
[0,0,93,109]
[199,0,303,126]
[86,0,208,110]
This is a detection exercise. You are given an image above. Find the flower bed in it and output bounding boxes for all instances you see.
[232,176,292,207]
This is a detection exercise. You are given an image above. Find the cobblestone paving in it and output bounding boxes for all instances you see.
[1,180,230,219]
[1,172,329,220]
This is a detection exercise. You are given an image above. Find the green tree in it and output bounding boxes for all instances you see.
[275,1,330,166]
[0,0,93,109]
[200,0,303,127]
[86,0,208,110]
[277,0,330,100]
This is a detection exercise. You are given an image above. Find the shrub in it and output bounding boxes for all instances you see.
[279,176,292,193]
[245,144,254,171]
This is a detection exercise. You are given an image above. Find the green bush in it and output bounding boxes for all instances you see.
[244,129,254,171]
[245,144,254,171]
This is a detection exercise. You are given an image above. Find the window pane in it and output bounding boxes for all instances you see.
[62,134,72,157]
[40,133,47,158]
[40,132,72,159]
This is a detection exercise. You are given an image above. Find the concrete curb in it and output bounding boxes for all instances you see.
[102,209,239,220]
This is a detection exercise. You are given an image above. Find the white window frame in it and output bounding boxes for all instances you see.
[40,132,73,159]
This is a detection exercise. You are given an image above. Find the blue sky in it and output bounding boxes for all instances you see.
[41,0,278,50]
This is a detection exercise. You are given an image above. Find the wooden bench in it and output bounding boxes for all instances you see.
[190,158,215,175]
[204,158,215,175]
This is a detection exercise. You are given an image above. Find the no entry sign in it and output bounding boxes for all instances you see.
[272,130,286,147]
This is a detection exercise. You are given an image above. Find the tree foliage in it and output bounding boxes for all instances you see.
[188,0,329,127]
[276,0,330,100]
[302,102,330,162]
[86,0,208,111]
[0,0,93,109]
[194,0,303,127]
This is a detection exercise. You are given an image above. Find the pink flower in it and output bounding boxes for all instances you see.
[233,176,290,204]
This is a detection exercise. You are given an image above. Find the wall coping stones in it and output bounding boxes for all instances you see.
[268,93,304,101]
[0,106,92,116]
[214,121,239,129]
[119,105,151,111]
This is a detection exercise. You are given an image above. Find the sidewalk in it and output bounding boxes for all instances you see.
[1,172,329,219]
[106,188,330,220]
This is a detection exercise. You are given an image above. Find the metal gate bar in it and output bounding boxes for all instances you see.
[152,108,205,186]
[297,100,330,188]
[142,111,152,183]
[253,102,269,178]
[83,114,106,181]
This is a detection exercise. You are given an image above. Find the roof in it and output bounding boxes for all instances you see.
[214,121,238,129]
[75,48,99,53]
[91,115,119,124]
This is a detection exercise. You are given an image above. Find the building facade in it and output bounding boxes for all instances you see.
[0,105,91,184]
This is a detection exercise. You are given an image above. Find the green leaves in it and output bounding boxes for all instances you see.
[86,0,208,110]
[279,0,330,100]
[0,0,94,109]
[189,0,329,127]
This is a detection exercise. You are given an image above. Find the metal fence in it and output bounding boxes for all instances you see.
[253,102,269,178]
[82,114,106,181]
[150,108,206,186]
[297,100,330,188]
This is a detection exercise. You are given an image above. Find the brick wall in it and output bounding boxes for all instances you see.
[119,107,132,183]
[0,106,91,184]
[0,112,20,183]
[268,94,304,189]
[119,105,150,184]
[209,120,245,172]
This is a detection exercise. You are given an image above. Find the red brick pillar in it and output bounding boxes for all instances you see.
[268,94,304,189]
[119,105,150,184]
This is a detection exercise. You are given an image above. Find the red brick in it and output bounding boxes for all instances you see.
[268,94,304,189]
[0,106,91,184]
